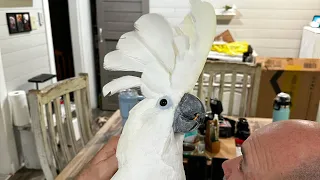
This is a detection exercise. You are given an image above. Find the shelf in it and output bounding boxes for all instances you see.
[215,9,236,16]
[215,5,237,20]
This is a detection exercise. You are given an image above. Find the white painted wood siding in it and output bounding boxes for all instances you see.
[0,1,51,92]
[150,0,320,57]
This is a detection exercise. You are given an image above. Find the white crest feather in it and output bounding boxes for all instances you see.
[102,76,141,96]
[104,51,144,72]
[116,32,156,65]
[171,0,216,92]
[135,13,175,73]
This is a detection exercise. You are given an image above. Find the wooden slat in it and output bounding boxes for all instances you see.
[206,73,214,110]
[105,31,125,40]
[239,74,248,117]
[38,76,87,104]
[74,90,87,146]
[254,47,299,58]
[103,1,142,12]
[63,93,78,155]
[104,12,141,22]
[80,73,93,139]
[221,29,302,40]
[223,0,320,10]
[0,25,45,40]
[45,102,63,170]
[217,19,308,30]
[250,64,262,116]
[236,9,319,20]
[6,67,50,93]
[151,0,320,10]
[0,33,46,54]
[2,45,47,69]
[53,98,72,163]
[218,72,225,102]
[205,61,256,74]
[56,110,122,180]
[4,56,49,82]
[28,91,56,179]
[104,22,134,32]
[197,71,204,102]
[228,72,237,116]
[237,38,301,49]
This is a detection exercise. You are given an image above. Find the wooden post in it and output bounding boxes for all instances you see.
[28,91,56,180]
[250,63,262,117]
[228,72,237,116]
[239,74,249,117]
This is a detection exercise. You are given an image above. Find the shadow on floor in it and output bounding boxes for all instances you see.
[8,168,44,180]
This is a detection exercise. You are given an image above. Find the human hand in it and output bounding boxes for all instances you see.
[77,136,120,180]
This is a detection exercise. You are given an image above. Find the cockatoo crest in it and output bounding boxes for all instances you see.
[103,0,216,98]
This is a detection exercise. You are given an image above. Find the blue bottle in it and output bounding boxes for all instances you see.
[118,89,144,126]
[272,92,291,122]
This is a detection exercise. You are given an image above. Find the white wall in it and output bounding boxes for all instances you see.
[150,0,320,57]
[0,0,53,174]
[0,0,52,92]
[0,48,19,174]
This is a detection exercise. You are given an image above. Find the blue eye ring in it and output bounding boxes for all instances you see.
[157,96,172,109]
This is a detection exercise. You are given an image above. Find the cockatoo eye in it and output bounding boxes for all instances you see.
[160,99,167,106]
[157,96,172,109]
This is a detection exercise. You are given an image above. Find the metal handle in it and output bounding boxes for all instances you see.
[99,28,103,43]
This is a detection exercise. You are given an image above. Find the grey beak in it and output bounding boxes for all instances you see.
[173,93,206,133]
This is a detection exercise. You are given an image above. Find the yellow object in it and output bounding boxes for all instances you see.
[211,41,249,56]
[31,16,38,30]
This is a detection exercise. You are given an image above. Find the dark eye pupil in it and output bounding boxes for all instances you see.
[160,99,167,106]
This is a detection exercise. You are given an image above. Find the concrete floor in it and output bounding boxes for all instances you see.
[8,168,44,180]
[7,109,116,180]
[0,174,10,180]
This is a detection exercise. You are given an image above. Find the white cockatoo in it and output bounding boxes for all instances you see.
[102,0,216,179]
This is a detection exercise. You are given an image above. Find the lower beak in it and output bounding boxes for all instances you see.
[173,93,205,133]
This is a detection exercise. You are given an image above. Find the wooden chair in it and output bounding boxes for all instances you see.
[28,73,94,180]
[56,110,122,180]
[196,61,262,117]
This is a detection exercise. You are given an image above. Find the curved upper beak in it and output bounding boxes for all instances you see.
[173,93,206,133]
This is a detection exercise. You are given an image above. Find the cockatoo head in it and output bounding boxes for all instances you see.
[103,0,216,136]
